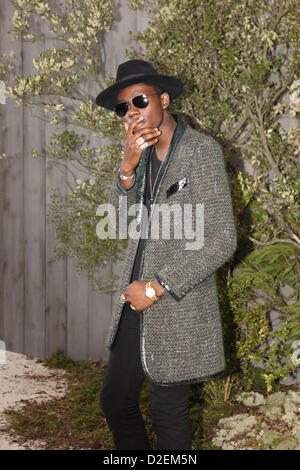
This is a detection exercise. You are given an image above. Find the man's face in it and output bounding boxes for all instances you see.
[117,83,167,133]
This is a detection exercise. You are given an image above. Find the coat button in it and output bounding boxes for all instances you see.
[136,224,140,232]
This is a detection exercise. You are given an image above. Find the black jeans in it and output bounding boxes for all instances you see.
[100,303,192,450]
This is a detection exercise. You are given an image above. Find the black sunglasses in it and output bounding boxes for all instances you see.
[114,93,159,118]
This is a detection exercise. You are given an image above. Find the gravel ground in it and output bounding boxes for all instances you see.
[0,350,68,450]
[1,350,299,451]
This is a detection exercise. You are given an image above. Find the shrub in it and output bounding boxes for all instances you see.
[128,0,300,389]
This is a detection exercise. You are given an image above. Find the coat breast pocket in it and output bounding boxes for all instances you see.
[166,176,188,199]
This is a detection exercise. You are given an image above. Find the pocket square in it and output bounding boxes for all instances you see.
[166,177,188,198]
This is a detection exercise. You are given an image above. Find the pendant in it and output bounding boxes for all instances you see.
[149,197,154,215]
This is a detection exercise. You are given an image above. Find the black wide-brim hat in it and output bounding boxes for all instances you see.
[95,59,183,110]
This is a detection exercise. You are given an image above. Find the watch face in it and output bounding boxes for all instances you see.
[146,287,156,298]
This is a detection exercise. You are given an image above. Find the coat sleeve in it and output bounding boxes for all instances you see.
[109,168,137,204]
[108,168,138,237]
[154,138,237,301]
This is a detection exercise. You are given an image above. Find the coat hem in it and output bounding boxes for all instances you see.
[140,312,224,386]
[141,361,225,386]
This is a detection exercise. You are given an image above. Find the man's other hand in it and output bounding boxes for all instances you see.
[124,280,165,311]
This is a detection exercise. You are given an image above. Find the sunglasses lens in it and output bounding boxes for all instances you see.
[133,94,149,109]
[115,94,150,117]
[115,103,129,117]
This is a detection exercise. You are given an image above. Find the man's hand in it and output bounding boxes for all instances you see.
[124,280,165,312]
[119,117,161,186]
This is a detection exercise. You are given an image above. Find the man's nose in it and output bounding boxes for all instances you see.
[128,104,141,118]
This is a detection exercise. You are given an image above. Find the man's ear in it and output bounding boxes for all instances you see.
[160,92,170,110]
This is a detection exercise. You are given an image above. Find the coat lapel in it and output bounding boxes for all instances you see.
[135,116,187,227]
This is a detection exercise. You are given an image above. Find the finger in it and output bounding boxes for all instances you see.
[132,126,159,137]
[137,137,160,150]
[127,117,144,136]
[124,285,132,297]
[129,129,160,148]
[134,129,161,144]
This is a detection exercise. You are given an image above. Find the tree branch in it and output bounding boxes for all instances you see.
[247,234,300,250]
[225,112,249,141]
[246,97,280,177]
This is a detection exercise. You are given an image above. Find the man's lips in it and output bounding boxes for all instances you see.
[133,120,146,131]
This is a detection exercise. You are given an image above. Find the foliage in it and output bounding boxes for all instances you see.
[228,243,300,390]
[0,0,126,292]
[128,0,300,388]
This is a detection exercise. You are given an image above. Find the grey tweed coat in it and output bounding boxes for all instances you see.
[106,118,237,386]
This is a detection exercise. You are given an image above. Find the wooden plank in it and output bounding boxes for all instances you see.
[0,77,4,340]
[103,1,139,76]
[88,263,112,361]
[67,256,89,360]
[0,1,25,354]
[45,122,68,358]
[0,101,4,342]
[84,49,111,361]
[64,122,90,360]
[44,27,68,358]
[85,79,115,362]
[137,7,151,44]
[22,15,46,358]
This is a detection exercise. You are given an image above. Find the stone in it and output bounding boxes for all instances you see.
[259,430,281,448]
[218,413,258,433]
[291,423,300,444]
[265,391,286,406]
[287,390,300,405]
[211,387,300,450]
[282,399,298,426]
[274,438,298,450]
[212,429,229,448]
[235,392,265,407]
[221,439,254,451]
[260,405,282,420]
[212,414,258,449]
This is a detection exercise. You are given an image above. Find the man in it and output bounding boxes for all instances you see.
[95,59,237,450]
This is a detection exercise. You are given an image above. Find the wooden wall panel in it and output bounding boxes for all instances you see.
[22,16,46,358]
[0,0,149,361]
[44,31,68,359]
[0,0,25,354]
[45,120,68,358]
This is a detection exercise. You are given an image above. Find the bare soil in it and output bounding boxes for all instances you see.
[0,350,68,450]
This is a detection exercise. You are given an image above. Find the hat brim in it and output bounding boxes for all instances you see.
[95,75,183,110]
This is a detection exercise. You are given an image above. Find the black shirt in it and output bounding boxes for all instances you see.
[130,147,163,282]
[128,115,186,286]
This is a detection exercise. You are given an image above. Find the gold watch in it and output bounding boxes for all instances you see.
[145,281,159,301]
